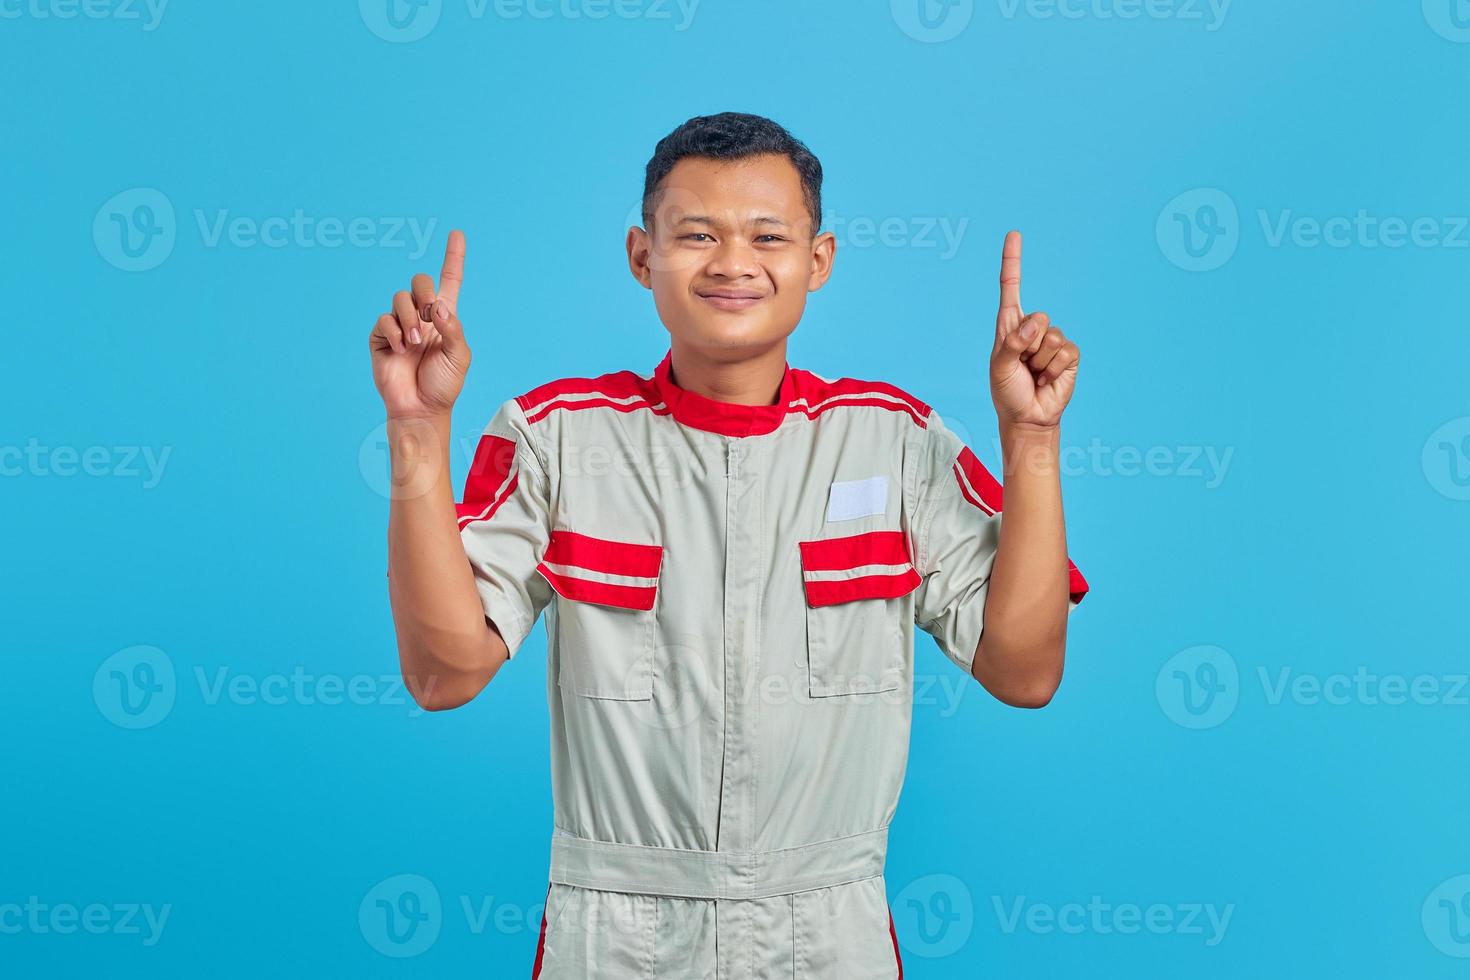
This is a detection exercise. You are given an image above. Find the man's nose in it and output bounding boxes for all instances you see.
[703,238,761,279]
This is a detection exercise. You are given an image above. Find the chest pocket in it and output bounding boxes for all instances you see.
[535,529,663,701]
[797,530,920,697]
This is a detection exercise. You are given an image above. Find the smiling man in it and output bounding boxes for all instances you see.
[368,112,1088,979]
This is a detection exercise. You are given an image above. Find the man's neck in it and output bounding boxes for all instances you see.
[667,339,788,406]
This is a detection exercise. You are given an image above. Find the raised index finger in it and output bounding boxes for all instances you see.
[437,229,467,312]
[998,229,1023,325]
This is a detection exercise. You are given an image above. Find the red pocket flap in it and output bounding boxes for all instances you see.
[797,530,921,608]
[535,530,663,610]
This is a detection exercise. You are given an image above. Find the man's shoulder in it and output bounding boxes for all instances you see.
[509,365,658,425]
[790,366,934,428]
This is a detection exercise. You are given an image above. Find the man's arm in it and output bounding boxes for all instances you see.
[970,231,1082,708]
[369,230,507,711]
[386,413,508,711]
[969,424,1069,707]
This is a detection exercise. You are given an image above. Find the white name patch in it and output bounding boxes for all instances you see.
[826,475,889,522]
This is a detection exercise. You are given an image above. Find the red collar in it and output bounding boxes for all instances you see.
[651,348,797,438]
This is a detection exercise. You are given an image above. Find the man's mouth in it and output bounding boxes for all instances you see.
[696,288,766,312]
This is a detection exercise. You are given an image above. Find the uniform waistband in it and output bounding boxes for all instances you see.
[548,827,888,901]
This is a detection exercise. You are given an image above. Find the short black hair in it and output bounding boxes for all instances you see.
[642,112,823,235]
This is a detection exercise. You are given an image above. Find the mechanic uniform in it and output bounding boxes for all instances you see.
[456,348,1089,980]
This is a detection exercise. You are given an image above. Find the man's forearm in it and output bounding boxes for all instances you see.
[386,413,505,708]
[969,423,1071,706]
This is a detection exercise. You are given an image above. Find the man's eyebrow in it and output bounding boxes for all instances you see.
[670,214,791,229]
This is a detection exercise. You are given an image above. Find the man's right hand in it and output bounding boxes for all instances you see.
[370,229,472,420]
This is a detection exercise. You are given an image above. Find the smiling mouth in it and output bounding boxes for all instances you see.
[696,290,766,311]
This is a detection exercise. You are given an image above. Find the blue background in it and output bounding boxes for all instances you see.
[4,0,1469,975]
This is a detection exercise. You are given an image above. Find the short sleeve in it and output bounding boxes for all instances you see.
[456,397,555,659]
[909,410,1089,675]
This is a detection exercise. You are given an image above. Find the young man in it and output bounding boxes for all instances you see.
[368,112,1088,979]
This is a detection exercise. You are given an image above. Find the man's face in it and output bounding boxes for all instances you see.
[627,153,835,353]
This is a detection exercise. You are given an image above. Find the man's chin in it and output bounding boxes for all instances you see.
[666,315,790,352]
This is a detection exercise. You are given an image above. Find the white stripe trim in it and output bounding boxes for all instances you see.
[953,462,997,515]
[522,389,664,416]
[538,562,658,589]
[455,470,518,528]
[792,391,919,416]
[803,562,914,582]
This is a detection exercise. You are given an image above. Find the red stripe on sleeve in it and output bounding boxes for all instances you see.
[456,471,519,529]
[954,446,1003,513]
[952,445,1091,604]
[462,434,516,505]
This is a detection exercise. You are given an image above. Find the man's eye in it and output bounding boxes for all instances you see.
[756,235,786,243]
[682,233,713,242]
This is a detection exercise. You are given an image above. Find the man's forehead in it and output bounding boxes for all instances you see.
[653,154,806,217]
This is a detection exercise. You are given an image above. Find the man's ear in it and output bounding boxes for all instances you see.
[626,225,654,289]
[807,230,837,292]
